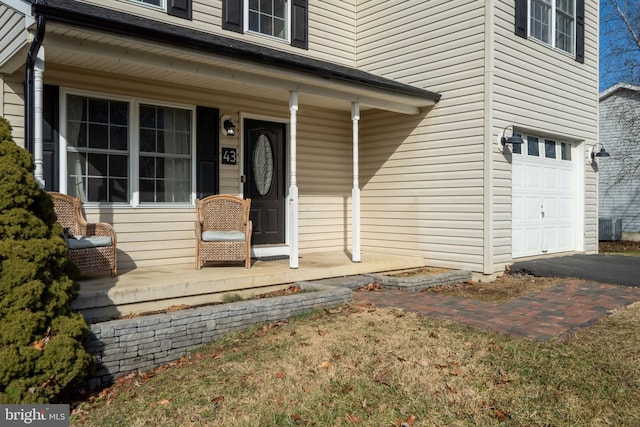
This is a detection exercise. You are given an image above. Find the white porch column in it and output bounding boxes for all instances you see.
[289,91,299,268]
[33,51,45,188]
[351,102,361,262]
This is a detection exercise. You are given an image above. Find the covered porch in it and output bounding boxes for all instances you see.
[74,251,424,322]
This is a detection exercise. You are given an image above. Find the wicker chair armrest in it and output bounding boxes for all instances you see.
[195,220,203,238]
[81,222,117,246]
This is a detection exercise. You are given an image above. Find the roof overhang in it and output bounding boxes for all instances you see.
[32,0,441,115]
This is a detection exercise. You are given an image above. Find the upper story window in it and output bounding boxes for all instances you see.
[530,0,575,55]
[127,0,192,20]
[515,0,584,63]
[248,0,288,40]
[222,0,308,49]
[133,0,163,7]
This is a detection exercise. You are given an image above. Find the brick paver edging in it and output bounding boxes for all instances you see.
[364,270,472,291]
[84,282,351,389]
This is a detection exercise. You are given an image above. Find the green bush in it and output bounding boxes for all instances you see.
[0,117,93,403]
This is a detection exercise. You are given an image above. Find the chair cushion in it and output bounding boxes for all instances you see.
[67,236,113,249]
[202,231,246,242]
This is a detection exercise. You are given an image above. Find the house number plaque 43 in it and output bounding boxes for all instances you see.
[221,147,237,165]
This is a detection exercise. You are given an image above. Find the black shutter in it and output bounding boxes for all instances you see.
[43,85,59,192]
[291,0,308,49]
[514,0,527,38]
[196,107,220,199]
[167,0,192,20]
[222,0,243,33]
[575,0,585,63]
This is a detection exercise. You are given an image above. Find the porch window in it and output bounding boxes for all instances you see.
[66,95,130,202]
[139,105,192,203]
[64,93,194,205]
[247,0,288,40]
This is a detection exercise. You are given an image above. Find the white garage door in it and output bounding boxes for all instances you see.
[512,136,575,258]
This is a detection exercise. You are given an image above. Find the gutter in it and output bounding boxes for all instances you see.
[32,0,440,104]
[25,0,46,154]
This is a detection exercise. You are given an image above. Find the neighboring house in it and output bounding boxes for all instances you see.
[0,0,599,277]
[598,83,640,241]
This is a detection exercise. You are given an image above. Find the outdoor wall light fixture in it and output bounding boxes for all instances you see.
[221,115,236,136]
[500,125,524,147]
[590,143,610,161]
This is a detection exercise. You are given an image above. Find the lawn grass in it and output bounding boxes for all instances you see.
[71,301,640,426]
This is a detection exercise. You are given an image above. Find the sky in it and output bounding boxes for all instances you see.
[599,0,640,92]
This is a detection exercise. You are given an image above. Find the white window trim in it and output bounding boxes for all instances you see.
[244,0,291,44]
[528,0,576,56]
[59,88,197,208]
[124,0,166,13]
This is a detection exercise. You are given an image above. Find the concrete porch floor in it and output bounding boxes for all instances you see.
[73,251,424,322]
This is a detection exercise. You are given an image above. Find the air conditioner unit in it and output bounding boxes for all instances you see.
[599,218,622,241]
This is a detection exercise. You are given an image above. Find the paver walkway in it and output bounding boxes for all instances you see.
[353,279,640,341]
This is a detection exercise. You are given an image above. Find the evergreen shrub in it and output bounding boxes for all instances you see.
[0,117,94,403]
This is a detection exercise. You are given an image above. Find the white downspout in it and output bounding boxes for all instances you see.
[351,102,361,262]
[289,91,299,268]
[33,52,45,188]
[483,0,496,274]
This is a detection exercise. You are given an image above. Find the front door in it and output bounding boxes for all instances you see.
[244,119,286,245]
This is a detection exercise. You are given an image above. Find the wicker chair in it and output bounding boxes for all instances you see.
[195,195,252,269]
[49,192,118,277]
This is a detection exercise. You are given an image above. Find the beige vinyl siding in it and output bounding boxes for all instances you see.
[356,0,488,272]
[0,5,27,145]
[45,65,354,268]
[0,4,28,73]
[360,110,486,271]
[83,208,196,269]
[493,0,599,256]
[2,71,25,147]
[76,0,357,67]
[297,108,352,253]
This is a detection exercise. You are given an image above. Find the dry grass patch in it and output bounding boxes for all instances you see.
[71,301,640,426]
[600,240,640,256]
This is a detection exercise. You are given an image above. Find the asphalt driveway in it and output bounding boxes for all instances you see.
[511,254,640,287]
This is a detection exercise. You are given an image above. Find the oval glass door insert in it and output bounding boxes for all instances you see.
[252,134,274,196]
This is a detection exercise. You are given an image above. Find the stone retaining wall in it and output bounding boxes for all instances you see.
[84,283,351,389]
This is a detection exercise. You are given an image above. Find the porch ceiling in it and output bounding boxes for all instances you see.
[43,23,433,115]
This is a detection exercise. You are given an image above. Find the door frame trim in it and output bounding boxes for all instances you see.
[240,113,290,258]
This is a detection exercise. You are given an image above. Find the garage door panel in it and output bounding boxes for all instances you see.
[524,228,542,253]
[524,164,542,189]
[525,198,542,220]
[543,167,559,189]
[559,168,573,191]
[543,198,558,221]
[557,197,573,220]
